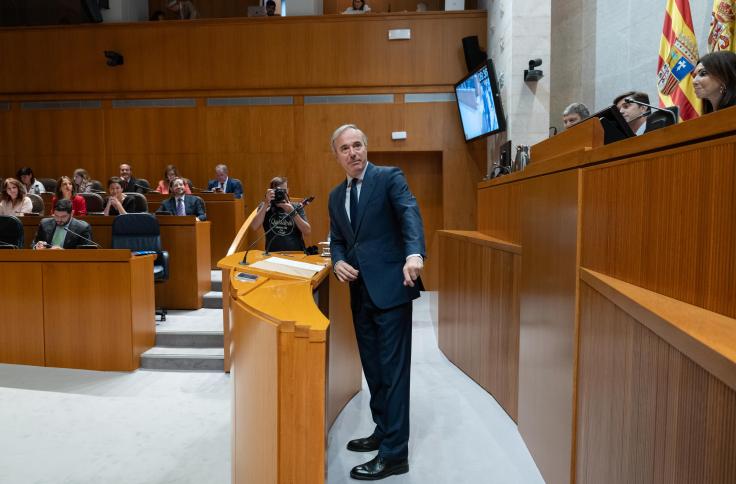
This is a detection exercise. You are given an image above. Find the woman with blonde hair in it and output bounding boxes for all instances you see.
[73,168,93,193]
[0,178,33,216]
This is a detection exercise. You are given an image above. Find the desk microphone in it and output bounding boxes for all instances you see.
[0,240,19,249]
[624,97,678,125]
[65,219,102,248]
[240,196,315,265]
[130,181,155,193]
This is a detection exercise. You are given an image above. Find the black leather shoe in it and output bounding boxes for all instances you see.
[350,455,409,480]
[347,435,382,452]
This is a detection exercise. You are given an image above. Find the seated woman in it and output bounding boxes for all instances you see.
[343,0,371,13]
[249,176,311,252]
[16,167,46,194]
[693,51,736,114]
[73,168,94,194]
[155,164,192,195]
[0,177,33,216]
[50,176,87,216]
[103,176,140,216]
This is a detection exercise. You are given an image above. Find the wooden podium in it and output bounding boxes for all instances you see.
[440,107,736,484]
[0,250,155,371]
[219,244,362,483]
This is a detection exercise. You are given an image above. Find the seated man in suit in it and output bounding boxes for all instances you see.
[33,198,94,249]
[119,162,148,193]
[156,177,207,221]
[207,164,243,199]
[614,91,650,136]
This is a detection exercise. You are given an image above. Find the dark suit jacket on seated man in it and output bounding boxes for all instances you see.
[33,198,94,249]
[206,163,244,199]
[328,124,425,481]
[156,177,207,221]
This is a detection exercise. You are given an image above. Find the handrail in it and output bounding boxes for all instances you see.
[226,206,259,257]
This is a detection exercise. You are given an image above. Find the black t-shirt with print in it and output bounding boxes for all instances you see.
[262,202,307,252]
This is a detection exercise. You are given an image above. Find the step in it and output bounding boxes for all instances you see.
[211,270,222,292]
[155,330,224,348]
[203,291,223,309]
[140,347,224,371]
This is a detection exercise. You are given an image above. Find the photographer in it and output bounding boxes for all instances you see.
[249,176,311,252]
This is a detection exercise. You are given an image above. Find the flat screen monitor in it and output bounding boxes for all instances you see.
[590,105,635,144]
[454,59,506,142]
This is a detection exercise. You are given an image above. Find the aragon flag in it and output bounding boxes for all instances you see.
[657,0,701,120]
[708,0,736,52]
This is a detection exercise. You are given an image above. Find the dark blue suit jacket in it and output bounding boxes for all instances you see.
[156,195,207,221]
[207,178,244,199]
[328,162,425,309]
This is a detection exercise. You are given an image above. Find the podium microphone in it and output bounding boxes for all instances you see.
[65,219,102,248]
[131,182,155,193]
[240,196,315,265]
[624,97,678,125]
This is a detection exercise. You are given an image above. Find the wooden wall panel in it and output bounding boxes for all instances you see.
[477,181,523,245]
[581,136,736,319]
[518,169,579,484]
[437,232,520,420]
[0,13,485,94]
[576,282,736,484]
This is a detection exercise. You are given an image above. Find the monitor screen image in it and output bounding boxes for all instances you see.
[454,59,506,142]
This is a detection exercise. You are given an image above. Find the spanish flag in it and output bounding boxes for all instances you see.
[708,0,736,52]
[657,0,701,120]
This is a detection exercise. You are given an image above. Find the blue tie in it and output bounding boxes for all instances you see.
[349,178,359,232]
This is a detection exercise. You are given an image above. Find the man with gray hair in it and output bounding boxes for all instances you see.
[328,124,425,480]
[562,102,590,129]
[207,164,243,199]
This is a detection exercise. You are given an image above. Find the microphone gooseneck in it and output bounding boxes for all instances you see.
[624,97,678,125]
[65,218,102,248]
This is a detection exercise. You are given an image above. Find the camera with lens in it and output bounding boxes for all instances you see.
[271,187,287,206]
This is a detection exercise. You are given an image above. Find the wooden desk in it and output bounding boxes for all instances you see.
[0,250,154,371]
[145,192,246,269]
[440,107,736,484]
[21,215,211,310]
[218,251,362,484]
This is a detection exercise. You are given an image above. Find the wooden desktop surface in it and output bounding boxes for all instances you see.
[21,215,211,310]
[218,250,361,484]
[0,250,155,371]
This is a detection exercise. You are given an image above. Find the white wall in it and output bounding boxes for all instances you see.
[550,0,712,130]
[101,0,149,23]
[286,0,323,16]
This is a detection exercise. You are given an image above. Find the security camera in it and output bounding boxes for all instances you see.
[524,58,543,82]
[104,51,124,67]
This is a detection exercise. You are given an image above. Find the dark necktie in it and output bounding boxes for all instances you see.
[177,198,185,216]
[349,178,359,231]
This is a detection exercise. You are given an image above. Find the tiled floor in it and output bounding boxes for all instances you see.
[0,293,543,484]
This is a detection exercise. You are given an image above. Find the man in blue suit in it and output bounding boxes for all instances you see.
[207,164,244,199]
[328,124,425,481]
[156,178,207,221]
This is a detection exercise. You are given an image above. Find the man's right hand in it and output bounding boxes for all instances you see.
[334,260,359,282]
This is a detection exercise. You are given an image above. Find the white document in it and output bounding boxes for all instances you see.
[249,256,326,278]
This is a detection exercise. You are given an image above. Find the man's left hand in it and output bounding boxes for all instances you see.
[402,255,423,287]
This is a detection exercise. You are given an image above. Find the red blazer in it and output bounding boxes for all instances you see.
[51,195,87,216]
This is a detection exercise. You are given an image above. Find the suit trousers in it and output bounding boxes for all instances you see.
[349,277,412,460]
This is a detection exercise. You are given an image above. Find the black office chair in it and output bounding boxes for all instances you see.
[124,192,149,213]
[38,177,57,193]
[26,193,44,215]
[79,192,105,214]
[111,213,170,321]
[89,180,103,192]
[136,179,151,192]
[0,215,24,249]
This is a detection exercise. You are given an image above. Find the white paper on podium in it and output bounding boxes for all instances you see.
[249,256,327,278]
